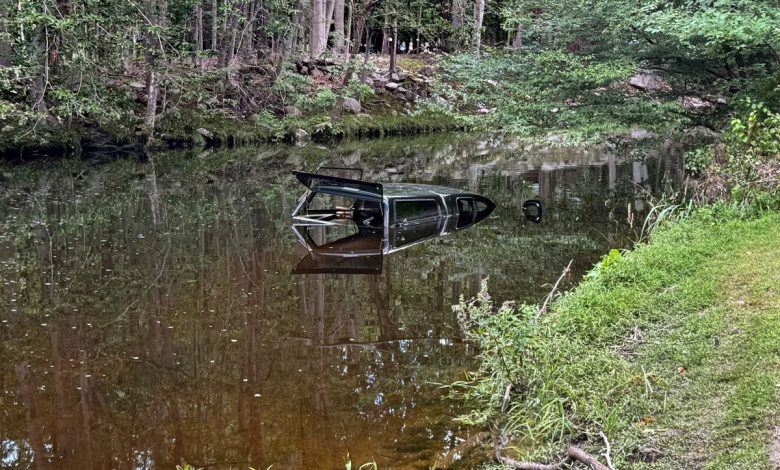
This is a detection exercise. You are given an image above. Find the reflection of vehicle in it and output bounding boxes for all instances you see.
[290,168,533,274]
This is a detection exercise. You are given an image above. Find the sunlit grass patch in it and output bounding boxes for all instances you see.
[454,209,780,468]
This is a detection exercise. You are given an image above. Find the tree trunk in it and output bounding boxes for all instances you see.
[0,2,13,66]
[345,0,353,56]
[242,0,255,59]
[211,0,218,50]
[473,0,484,54]
[350,0,377,55]
[381,12,390,54]
[388,12,397,73]
[278,0,305,70]
[310,0,327,57]
[325,0,336,44]
[415,4,421,53]
[334,0,345,55]
[222,5,240,65]
[257,0,269,52]
[30,3,50,114]
[451,0,464,33]
[511,23,522,48]
[194,2,204,68]
[362,28,370,71]
[144,68,158,148]
[351,18,364,55]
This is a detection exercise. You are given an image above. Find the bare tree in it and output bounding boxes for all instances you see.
[333,0,345,55]
[349,0,380,55]
[193,1,204,68]
[310,0,327,57]
[473,0,484,54]
[511,23,523,48]
[381,11,390,54]
[0,2,11,66]
[451,0,465,40]
[211,0,218,50]
[388,8,397,73]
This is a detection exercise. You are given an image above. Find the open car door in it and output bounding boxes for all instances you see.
[293,171,383,200]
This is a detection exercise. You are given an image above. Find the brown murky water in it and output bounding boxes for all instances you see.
[0,134,682,469]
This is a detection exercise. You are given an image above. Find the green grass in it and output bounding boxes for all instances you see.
[457,207,780,468]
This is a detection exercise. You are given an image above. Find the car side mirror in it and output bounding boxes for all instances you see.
[522,200,543,223]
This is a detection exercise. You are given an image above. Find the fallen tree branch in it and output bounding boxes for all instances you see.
[495,438,611,470]
[599,431,615,470]
[536,259,573,320]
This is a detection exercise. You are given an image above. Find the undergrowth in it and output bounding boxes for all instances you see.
[430,50,689,144]
[452,206,780,467]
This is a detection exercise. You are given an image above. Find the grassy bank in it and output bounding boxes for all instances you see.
[154,107,475,148]
[0,108,475,159]
[456,208,780,468]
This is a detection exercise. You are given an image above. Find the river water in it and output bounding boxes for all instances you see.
[0,134,682,469]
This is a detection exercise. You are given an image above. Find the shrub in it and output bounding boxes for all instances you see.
[684,146,715,175]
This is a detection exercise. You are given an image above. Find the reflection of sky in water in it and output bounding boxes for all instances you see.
[0,134,682,469]
[2,439,20,466]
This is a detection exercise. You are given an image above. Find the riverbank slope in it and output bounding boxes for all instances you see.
[459,209,780,468]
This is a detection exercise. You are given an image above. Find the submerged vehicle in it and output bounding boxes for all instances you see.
[290,168,539,274]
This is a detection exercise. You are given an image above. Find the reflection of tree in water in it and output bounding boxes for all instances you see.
[0,137,682,469]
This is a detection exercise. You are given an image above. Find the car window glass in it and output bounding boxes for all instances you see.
[395,199,439,221]
[456,198,475,229]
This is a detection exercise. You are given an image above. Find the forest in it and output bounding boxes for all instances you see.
[0,0,778,154]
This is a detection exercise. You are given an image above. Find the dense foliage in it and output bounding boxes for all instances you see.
[0,0,778,151]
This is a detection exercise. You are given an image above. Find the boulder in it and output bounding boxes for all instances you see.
[294,129,310,145]
[385,82,400,91]
[284,105,302,117]
[310,68,324,78]
[193,128,216,147]
[341,97,361,114]
[681,126,721,146]
[628,72,671,92]
[300,66,309,75]
[629,129,659,140]
[682,96,714,110]
[395,86,409,94]
[419,65,435,75]
[195,128,214,140]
